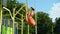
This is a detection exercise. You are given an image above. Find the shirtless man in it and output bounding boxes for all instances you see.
[26,7,35,26]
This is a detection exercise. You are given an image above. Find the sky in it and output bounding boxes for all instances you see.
[17,0,60,22]
[16,0,60,22]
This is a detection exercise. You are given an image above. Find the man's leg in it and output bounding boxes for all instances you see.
[28,16,35,26]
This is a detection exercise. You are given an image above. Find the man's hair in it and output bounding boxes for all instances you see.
[31,7,35,11]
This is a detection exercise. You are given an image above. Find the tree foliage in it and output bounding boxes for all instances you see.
[54,17,60,34]
[36,12,53,34]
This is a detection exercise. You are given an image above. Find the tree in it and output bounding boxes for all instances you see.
[36,12,53,34]
[54,17,60,34]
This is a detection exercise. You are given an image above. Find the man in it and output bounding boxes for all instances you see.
[26,7,35,26]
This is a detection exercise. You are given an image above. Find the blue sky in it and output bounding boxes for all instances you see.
[17,0,60,12]
[17,0,60,22]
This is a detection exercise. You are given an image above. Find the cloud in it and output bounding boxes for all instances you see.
[49,3,60,22]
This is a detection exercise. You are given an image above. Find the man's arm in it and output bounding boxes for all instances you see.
[26,10,29,21]
[30,7,35,16]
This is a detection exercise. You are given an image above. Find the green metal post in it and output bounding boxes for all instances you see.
[34,0,37,34]
[26,0,30,34]
[17,23,18,34]
[12,8,15,34]
[21,14,23,34]
[12,17,14,34]
[28,25,29,34]
[35,14,37,34]
[0,0,2,34]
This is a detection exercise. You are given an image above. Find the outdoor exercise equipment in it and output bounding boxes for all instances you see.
[0,0,37,34]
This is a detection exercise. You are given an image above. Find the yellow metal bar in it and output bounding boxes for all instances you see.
[35,14,37,34]
[18,13,22,16]
[0,7,2,34]
[0,0,2,34]
[34,0,37,34]
[2,14,10,16]
[28,25,29,34]
[16,23,18,34]
[21,14,23,34]
[15,17,22,21]
[3,7,12,19]
[21,9,25,12]
[12,18,14,34]
[14,5,26,17]
[26,0,30,34]
[18,13,25,18]
[12,8,15,34]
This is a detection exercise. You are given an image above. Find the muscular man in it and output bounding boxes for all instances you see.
[26,7,35,26]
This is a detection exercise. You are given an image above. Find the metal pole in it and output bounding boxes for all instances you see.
[17,22,18,34]
[21,14,23,34]
[3,7,12,19]
[34,0,37,34]
[12,8,15,34]
[28,25,29,34]
[0,0,2,34]
[35,14,37,34]
[26,0,30,34]
[12,17,14,34]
